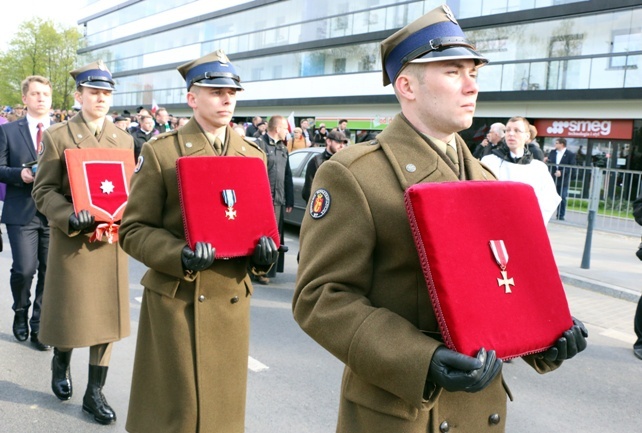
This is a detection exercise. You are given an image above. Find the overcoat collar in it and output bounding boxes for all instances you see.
[175,118,216,157]
[67,113,122,148]
[377,113,490,190]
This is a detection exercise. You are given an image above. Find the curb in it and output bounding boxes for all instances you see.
[560,273,640,303]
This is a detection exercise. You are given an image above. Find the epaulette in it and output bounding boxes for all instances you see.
[332,140,381,167]
[148,130,177,143]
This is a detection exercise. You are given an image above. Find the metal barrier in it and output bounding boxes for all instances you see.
[547,163,642,236]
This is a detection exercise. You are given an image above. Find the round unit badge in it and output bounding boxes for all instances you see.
[309,188,331,219]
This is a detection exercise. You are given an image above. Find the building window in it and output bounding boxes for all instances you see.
[359,55,376,71]
[610,29,641,69]
[334,58,346,73]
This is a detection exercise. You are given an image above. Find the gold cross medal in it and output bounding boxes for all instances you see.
[489,240,515,293]
[222,189,237,220]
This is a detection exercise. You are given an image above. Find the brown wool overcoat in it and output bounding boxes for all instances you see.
[293,114,562,433]
[32,114,133,348]
[119,119,267,433]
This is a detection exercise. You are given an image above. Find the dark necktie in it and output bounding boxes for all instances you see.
[445,144,459,172]
[36,123,43,151]
[213,137,223,155]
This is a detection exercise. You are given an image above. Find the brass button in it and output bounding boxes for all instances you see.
[439,421,450,432]
[198,295,205,302]
[230,296,239,304]
[489,413,501,425]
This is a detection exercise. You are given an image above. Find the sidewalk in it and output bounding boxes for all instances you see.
[547,220,642,302]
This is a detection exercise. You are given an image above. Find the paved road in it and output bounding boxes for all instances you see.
[1,223,641,432]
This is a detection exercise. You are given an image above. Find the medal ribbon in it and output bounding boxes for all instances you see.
[222,189,236,207]
[489,240,509,271]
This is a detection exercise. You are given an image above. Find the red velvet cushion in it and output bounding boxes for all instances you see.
[177,156,279,259]
[405,181,572,360]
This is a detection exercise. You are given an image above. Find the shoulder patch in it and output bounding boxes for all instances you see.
[134,155,144,173]
[309,188,331,219]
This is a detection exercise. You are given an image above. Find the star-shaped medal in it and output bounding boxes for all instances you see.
[100,180,115,194]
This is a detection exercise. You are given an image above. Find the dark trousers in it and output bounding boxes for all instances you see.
[6,214,49,331]
[635,296,642,349]
[268,204,285,278]
[555,182,569,219]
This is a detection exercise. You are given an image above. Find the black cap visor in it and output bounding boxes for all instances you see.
[190,75,243,91]
[410,45,488,66]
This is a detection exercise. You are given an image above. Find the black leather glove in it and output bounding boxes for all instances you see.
[69,210,95,232]
[252,236,279,267]
[427,347,502,393]
[181,242,214,272]
[540,317,588,362]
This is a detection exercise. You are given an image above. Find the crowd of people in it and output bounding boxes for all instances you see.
[0,5,593,433]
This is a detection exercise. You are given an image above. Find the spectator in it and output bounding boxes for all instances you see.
[302,129,347,202]
[131,115,157,161]
[287,127,308,152]
[154,107,172,133]
[312,123,328,146]
[113,115,129,131]
[253,121,267,139]
[632,194,642,360]
[548,137,577,220]
[176,116,189,129]
[255,115,293,285]
[0,75,53,351]
[473,122,505,159]
[292,6,587,433]
[336,118,350,139]
[32,60,134,425]
[481,116,561,223]
[118,49,277,433]
[527,124,545,161]
[245,115,262,137]
[13,104,25,118]
[300,118,312,146]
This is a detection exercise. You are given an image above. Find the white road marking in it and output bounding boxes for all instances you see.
[248,356,269,372]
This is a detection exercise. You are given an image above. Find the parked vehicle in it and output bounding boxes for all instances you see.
[284,147,324,226]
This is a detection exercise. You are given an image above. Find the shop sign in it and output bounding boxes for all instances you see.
[534,119,633,139]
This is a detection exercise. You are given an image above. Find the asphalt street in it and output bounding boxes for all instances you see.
[1,221,641,432]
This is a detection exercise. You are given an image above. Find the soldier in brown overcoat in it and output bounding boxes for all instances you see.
[118,50,278,433]
[32,60,133,425]
[293,5,588,433]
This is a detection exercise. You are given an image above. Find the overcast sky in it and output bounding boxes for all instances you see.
[0,1,80,51]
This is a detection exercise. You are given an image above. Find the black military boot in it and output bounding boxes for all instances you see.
[82,365,116,425]
[51,348,73,400]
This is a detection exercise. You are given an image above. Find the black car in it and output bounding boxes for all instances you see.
[284,147,324,226]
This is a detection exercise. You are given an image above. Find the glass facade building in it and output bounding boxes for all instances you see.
[76,0,642,170]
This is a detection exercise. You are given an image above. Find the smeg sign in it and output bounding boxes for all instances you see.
[534,119,633,140]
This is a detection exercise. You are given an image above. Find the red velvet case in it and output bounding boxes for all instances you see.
[405,181,572,360]
[65,148,135,223]
[176,156,280,259]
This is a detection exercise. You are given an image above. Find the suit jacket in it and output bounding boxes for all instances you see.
[0,117,42,224]
[548,148,576,187]
[294,114,561,433]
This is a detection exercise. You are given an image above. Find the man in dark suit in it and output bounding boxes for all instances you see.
[548,137,577,220]
[0,75,53,350]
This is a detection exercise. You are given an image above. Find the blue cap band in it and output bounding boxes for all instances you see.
[385,21,465,85]
[75,69,113,87]
[185,61,240,90]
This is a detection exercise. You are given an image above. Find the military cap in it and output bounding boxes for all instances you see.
[177,49,243,91]
[70,60,115,90]
[380,4,487,86]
